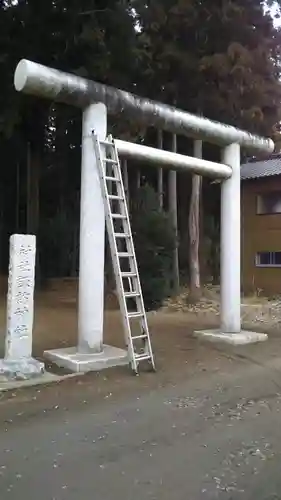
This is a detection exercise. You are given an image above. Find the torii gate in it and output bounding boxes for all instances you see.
[14,59,273,372]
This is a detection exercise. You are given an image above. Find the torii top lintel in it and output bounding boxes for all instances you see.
[14,59,274,153]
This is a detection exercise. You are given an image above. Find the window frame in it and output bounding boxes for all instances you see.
[256,191,281,215]
[255,251,281,268]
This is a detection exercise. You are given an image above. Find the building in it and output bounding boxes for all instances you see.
[241,154,281,295]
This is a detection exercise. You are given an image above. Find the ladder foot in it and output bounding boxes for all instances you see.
[147,362,156,373]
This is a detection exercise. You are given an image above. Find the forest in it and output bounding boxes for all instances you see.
[1,0,281,308]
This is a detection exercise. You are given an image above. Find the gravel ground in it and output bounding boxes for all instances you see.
[1,327,281,499]
[0,284,281,499]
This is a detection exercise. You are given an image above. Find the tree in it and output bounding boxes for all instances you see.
[168,134,180,293]
[135,0,281,135]
[0,0,139,278]
[188,140,202,302]
[157,130,164,209]
[135,0,281,297]
[131,184,174,310]
[1,0,281,298]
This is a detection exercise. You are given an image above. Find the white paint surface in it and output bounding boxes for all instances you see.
[78,103,107,353]
[44,345,128,373]
[5,234,36,359]
[220,144,241,333]
[194,329,268,345]
[115,139,232,179]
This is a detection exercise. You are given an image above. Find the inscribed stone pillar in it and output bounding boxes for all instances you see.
[0,234,44,380]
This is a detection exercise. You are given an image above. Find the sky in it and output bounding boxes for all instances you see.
[268,1,281,26]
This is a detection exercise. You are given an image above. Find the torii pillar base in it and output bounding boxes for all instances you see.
[194,329,268,345]
[44,345,128,373]
[0,358,44,381]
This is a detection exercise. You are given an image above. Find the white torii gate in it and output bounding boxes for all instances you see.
[14,59,273,372]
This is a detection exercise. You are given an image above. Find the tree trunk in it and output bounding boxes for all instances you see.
[15,162,20,232]
[136,169,141,190]
[157,130,163,209]
[122,158,129,205]
[169,134,180,293]
[70,222,79,277]
[26,142,40,235]
[56,110,68,276]
[26,141,41,286]
[188,140,202,302]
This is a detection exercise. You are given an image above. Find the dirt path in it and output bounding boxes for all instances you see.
[0,284,281,498]
[0,281,280,417]
[0,293,280,424]
[1,338,281,499]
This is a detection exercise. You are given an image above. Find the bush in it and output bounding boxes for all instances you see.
[130,184,175,310]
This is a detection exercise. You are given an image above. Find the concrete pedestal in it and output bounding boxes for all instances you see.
[0,357,44,381]
[44,345,128,373]
[194,329,268,345]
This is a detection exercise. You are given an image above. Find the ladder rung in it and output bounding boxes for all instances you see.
[134,354,152,362]
[124,292,140,298]
[109,194,124,200]
[99,139,113,146]
[105,176,120,182]
[118,252,133,258]
[121,272,137,277]
[112,213,126,219]
[114,232,129,238]
[104,158,117,164]
[132,334,148,340]
[128,311,144,319]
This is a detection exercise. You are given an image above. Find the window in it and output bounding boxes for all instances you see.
[256,251,281,267]
[256,192,281,214]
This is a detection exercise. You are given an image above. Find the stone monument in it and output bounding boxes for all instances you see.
[0,234,44,380]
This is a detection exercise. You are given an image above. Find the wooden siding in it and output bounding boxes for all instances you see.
[242,176,281,295]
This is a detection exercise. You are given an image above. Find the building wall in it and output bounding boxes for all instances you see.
[242,176,281,295]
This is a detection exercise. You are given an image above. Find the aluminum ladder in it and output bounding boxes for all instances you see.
[92,133,155,374]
